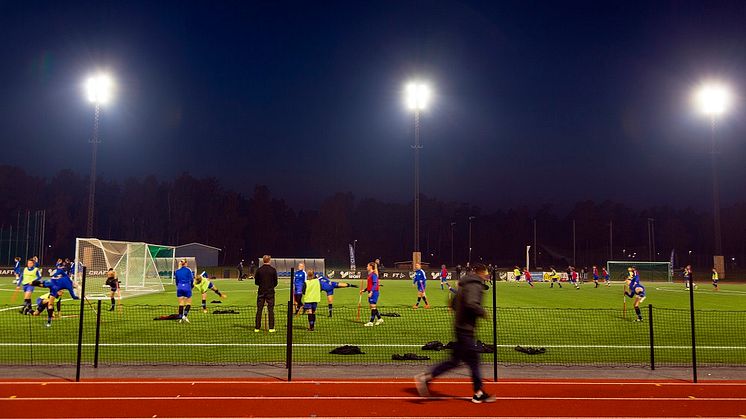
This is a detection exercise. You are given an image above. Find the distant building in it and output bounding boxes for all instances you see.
[175,242,221,267]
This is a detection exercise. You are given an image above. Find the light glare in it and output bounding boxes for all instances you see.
[694,82,731,117]
[85,74,113,104]
[405,81,431,111]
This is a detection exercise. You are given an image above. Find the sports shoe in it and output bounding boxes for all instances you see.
[374,318,384,326]
[268,329,276,333]
[472,392,496,403]
[424,304,431,309]
[45,322,51,328]
[635,318,643,322]
[414,373,431,397]
[412,305,419,309]
[363,322,374,327]
[180,316,190,323]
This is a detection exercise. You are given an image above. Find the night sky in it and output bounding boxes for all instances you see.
[1,0,745,211]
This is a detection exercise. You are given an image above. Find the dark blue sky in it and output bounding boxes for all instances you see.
[1,0,745,210]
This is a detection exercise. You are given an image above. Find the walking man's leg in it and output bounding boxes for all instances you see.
[267,293,276,331]
[255,295,265,331]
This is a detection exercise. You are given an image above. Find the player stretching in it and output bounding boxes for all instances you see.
[440,265,448,290]
[684,265,696,290]
[549,266,562,288]
[361,262,383,326]
[319,273,356,317]
[413,263,429,309]
[174,259,194,323]
[105,269,120,311]
[513,266,522,286]
[194,272,226,313]
[711,267,719,291]
[293,263,307,315]
[523,267,534,288]
[18,259,42,314]
[624,267,646,322]
[302,270,321,331]
[33,267,79,327]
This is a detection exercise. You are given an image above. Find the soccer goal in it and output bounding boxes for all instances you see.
[154,256,198,284]
[606,261,672,283]
[75,238,176,298]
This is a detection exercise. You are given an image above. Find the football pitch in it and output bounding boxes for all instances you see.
[0,277,745,367]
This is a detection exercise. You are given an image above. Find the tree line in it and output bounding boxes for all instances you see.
[1,164,745,269]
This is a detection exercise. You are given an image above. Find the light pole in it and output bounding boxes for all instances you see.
[450,222,456,266]
[404,81,431,267]
[693,81,732,277]
[647,218,656,261]
[84,73,114,237]
[468,216,476,266]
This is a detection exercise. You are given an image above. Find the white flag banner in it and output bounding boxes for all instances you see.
[349,244,356,271]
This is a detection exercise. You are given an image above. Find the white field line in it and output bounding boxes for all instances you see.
[654,287,746,296]
[0,306,23,312]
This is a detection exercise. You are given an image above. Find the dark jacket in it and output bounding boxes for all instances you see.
[453,272,487,334]
[255,264,278,293]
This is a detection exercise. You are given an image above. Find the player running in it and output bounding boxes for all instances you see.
[711,267,719,291]
[302,270,321,331]
[440,265,448,290]
[361,262,383,326]
[513,266,522,286]
[523,267,534,287]
[624,266,646,322]
[412,263,429,309]
[174,259,194,323]
[105,268,120,311]
[570,267,580,290]
[293,263,307,315]
[592,265,599,288]
[194,271,226,313]
[18,258,42,314]
[549,266,562,288]
[318,273,356,317]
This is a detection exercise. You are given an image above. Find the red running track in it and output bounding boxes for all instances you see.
[1,378,745,418]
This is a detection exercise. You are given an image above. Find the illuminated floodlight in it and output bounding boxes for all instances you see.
[694,82,731,117]
[405,81,431,111]
[85,74,114,105]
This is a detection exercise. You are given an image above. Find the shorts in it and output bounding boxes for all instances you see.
[207,282,214,290]
[303,302,318,311]
[416,283,426,293]
[440,277,447,282]
[593,276,599,281]
[108,286,117,293]
[368,290,380,304]
[176,288,192,298]
[22,284,34,293]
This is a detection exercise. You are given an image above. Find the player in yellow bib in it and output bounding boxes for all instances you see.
[194,272,226,313]
[18,259,42,314]
[302,270,321,331]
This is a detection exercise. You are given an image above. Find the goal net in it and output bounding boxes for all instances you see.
[606,261,672,283]
[154,256,198,284]
[262,258,325,278]
[75,238,176,298]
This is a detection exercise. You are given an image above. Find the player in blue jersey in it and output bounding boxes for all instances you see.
[362,262,383,326]
[174,259,194,323]
[293,263,307,315]
[412,263,430,309]
[32,268,79,327]
[318,273,356,317]
[13,257,21,284]
[624,266,646,322]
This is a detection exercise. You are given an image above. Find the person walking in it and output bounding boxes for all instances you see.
[254,255,278,332]
[237,260,245,281]
[415,263,496,403]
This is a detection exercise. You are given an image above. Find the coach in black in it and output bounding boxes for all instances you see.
[254,255,278,332]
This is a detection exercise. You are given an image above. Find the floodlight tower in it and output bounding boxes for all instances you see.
[693,81,732,277]
[84,73,113,237]
[404,81,431,267]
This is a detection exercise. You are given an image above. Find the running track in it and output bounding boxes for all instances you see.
[1,378,746,418]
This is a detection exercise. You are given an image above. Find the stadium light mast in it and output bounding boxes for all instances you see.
[84,73,114,237]
[693,81,732,278]
[404,81,431,268]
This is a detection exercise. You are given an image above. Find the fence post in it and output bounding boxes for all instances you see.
[94,299,102,368]
[491,267,498,382]
[286,267,295,382]
[648,304,654,370]
[688,279,697,383]
[75,266,88,382]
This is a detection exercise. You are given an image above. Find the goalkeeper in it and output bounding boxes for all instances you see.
[318,273,356,317]
[194,271,226,313]
[105,268,120,311]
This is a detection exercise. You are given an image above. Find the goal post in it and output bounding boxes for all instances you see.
[607,261,672,283]
[75,238,175,298]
